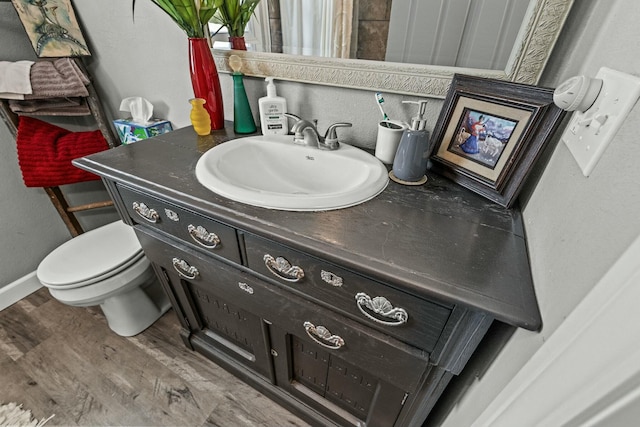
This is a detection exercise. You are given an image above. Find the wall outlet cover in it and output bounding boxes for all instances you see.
[562,67,640,176]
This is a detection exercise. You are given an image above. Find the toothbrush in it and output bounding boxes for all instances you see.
[375,92,389,121]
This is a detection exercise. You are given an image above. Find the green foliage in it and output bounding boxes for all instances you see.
[133,0,259,38]
[210,0,261,37]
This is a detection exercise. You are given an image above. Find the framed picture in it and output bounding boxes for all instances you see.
[11,0,91,57]
[429,74,566,208]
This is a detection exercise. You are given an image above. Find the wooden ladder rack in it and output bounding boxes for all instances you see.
[0,58,120,237]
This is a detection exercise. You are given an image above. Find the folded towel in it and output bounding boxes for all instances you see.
[16,116,109,187]
[0,92,26,100]
[24,58,89,99]
[0,60,34,94]
[9,97,90,115]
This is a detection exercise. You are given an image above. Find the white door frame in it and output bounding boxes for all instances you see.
[474,233,640,426]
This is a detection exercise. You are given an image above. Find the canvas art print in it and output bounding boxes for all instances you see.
[450,109,520,170]
[11,0,90,57]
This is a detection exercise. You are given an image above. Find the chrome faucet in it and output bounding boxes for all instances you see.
[284,113,352,150]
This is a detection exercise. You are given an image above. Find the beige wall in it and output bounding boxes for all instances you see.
[0,5,70,285]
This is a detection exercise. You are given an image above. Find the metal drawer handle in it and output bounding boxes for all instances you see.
[263,254,304,282]
[187,224,221,249]
[355,292,409,326]
[132,202,159,223]
[172,257,199,280]
[303,321,345,350]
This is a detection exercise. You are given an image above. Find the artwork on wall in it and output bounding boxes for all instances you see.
[430,74,566,208]
[11,0,90,57]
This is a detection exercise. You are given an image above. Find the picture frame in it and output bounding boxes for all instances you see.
[11,0,90,57]
[429,74,566,208]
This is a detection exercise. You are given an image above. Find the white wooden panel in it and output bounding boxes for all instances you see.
[386,0,471,65]
[459,0,503,68]
[430,1,474,66]
[493,1,530,69]
[386,0,529,69]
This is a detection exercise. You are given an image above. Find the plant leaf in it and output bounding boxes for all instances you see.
[134,0,261,38]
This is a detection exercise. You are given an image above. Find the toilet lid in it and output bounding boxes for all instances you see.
[37,221,144,287]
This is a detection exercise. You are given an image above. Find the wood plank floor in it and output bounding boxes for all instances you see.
[0,287,310,426]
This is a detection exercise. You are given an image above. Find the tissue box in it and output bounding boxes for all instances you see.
[113,118,172,144]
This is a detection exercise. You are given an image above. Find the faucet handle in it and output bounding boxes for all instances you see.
[324,122,352,149]
[325,122,353,139]
[284,113,301,121]
[283,113,302,133]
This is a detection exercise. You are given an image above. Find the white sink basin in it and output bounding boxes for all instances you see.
[195,135,388,211]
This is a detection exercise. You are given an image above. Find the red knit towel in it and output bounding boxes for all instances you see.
[16,116,109,187]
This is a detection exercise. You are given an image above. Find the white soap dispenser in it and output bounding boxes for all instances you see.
[258,77,288,135]
[391,100,432,185]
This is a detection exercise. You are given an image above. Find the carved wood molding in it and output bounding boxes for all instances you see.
[508,0,576,84]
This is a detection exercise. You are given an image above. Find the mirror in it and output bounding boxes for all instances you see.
[217,0,529,69]
[213,0,574,98]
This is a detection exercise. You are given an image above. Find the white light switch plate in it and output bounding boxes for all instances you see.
[563,67,640,176]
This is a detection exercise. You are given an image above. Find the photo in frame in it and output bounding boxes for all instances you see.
[11,0,91,57]
[429,74,566,208]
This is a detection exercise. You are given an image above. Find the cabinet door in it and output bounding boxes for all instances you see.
[270,325,412,427]
[265,298,430,427]
[135,228,272,379]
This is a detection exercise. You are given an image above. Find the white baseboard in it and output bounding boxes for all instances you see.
[0,272,42,312]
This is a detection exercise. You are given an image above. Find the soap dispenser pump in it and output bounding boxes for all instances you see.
[391,100,432,185]
[258,77,288,135]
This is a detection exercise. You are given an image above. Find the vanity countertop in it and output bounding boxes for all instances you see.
[75,125,541,330]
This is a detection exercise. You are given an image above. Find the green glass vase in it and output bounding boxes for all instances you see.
[232,73,257,134]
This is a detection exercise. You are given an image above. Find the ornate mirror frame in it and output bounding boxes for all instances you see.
[213,0,574,98]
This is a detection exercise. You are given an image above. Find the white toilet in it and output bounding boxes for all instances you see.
[37,221,170,337]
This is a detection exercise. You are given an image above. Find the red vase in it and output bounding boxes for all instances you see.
[188,38,224,130]
[229,36,247,50]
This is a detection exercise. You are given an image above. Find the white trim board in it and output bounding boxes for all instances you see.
[474,232,640,427]
[0,271,42,312]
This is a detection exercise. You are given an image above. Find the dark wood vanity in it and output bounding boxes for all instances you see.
[74,125,541,427]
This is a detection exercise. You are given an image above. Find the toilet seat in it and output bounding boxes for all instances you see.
[47,254,155,307]
[37,220,171,337]
[37,221,144,289]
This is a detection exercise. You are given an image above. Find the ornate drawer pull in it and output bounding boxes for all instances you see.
[355,292,409,326]
[132,202,159,223]
[303,321,344,350]
[263,254,304,282]
[172,257,199,280]
[187,224,221,249]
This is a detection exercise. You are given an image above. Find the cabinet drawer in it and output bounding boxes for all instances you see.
[117,185,241,264]
[244,233,451,353]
